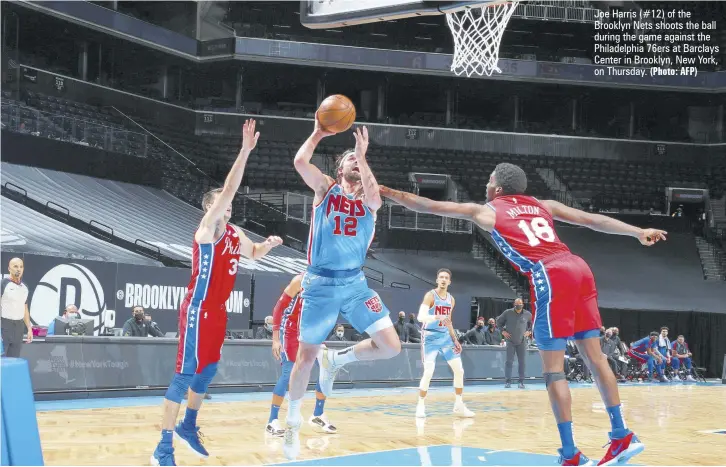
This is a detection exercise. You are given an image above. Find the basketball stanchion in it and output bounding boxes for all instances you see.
[1,358,44,466]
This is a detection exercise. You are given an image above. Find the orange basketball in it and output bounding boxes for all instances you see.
[317,94,356,133]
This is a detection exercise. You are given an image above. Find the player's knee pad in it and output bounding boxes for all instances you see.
[165,373,193,403]
[190,362,218,394]
[448,358,465,388]
[419,361,436,392]
[543,371,566,388]
[273,361,294,397]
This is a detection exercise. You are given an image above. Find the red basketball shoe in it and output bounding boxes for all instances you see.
[597,431,644,466]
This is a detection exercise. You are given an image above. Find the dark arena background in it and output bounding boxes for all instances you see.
[1,0,725,465]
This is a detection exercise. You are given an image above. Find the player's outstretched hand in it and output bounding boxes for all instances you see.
[241,119,260,154]
[353,126,369,161]
[313,111,336,138]
[265,235,283,248]
[638,228,667,246]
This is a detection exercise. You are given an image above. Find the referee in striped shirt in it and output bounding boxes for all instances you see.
[1,258,32,358]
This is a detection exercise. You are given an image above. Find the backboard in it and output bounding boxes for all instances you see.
[300,0,492,29]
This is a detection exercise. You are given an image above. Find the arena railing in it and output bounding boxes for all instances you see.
[387,204,473,233]
[14,65,724,165]
[1,102,148,158]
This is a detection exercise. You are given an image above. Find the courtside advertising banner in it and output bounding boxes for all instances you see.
[1,252,252,335]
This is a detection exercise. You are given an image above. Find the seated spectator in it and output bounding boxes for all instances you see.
[47,304,80,336]
[405,313,421,343]
[394,311,409,342]
[601,329,625,380]
[484,318,503,346]
[657,327,672,379]
[122,306,164,337]
[464,317,487,345]
[671,335,697,382]
[328,324,347,341]
[628,332,667,382]
[255,316,274,340]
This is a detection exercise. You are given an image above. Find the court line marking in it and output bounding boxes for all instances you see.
[698,429,726,434]
[266,444,450,465]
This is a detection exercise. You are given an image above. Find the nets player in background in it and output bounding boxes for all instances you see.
[266,274,337,437]
[152,120,283,466]
[416,268,474,419]
[381,163,667,466]
[283,117,401,459]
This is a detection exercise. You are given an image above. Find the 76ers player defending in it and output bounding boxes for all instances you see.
[381,163,667,466]
[283,117,401,459]
[266,274,336,437]
[152,120,282,466]
[416,268,474,419]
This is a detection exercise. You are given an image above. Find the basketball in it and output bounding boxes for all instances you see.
[317,94,356,133]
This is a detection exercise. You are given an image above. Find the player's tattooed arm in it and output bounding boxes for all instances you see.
[379,186,494,230]
[543,200,667,246]
[353,126,382,211]
[294,112,336,203]
[197,120,259,243]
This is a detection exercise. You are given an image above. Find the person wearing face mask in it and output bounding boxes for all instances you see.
[255,316,275,340]
[464,317,487,345]
[393,311,410,343]
[405,313,421,344]
[329,325,347,341]
[600,329,625,381]
[122,306,163,337]
[46,304,80,336]
[496,298,532,388]
[484,318,504,346]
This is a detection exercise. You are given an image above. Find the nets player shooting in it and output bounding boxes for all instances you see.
[152,120,283,467]
[266,274,336,437]
[381,163,667,467]
[416,268,474,419]
[283,117,401,460]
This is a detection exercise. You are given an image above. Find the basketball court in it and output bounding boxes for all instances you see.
[36,382,726,465]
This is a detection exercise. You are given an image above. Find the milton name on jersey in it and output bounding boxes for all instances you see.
[488,195,570,272]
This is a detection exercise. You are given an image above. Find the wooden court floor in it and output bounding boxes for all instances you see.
[37,384,726,466]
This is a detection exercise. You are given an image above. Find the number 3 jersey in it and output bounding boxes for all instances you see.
[185,223,241,310]
[307,183,375,271]
[487,195,570,272]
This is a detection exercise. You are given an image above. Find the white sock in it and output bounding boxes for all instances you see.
[333,346,358,366]
[287,398,303,427]
[455,394,463,404]
[418,396,426,404]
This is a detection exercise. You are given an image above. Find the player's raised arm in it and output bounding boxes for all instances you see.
[352,126,382,211]
[196,119,259,243]
[294,112,336,202]
[232,225,283,261]
[542,200,667,246]
[380,186,494,230]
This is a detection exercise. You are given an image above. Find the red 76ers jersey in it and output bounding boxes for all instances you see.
[185,224,242,309]
[487,195,570,273]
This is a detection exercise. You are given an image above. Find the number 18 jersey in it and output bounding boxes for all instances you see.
[487,195,570,273]
[307,183,375,271]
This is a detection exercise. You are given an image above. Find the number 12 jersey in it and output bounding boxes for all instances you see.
[307,183,375,271]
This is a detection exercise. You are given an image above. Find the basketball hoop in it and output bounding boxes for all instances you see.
[445,1,520,77]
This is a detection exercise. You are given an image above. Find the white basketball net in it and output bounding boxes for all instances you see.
[446,1,520,77]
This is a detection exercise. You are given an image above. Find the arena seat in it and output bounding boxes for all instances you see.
[0,197,160,266]
[0,163,305,265]
[558,225,726,311]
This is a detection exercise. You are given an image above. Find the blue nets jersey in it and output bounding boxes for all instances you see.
[307,183,375,270]
[631,336,657,353]
[423,290,453,336]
